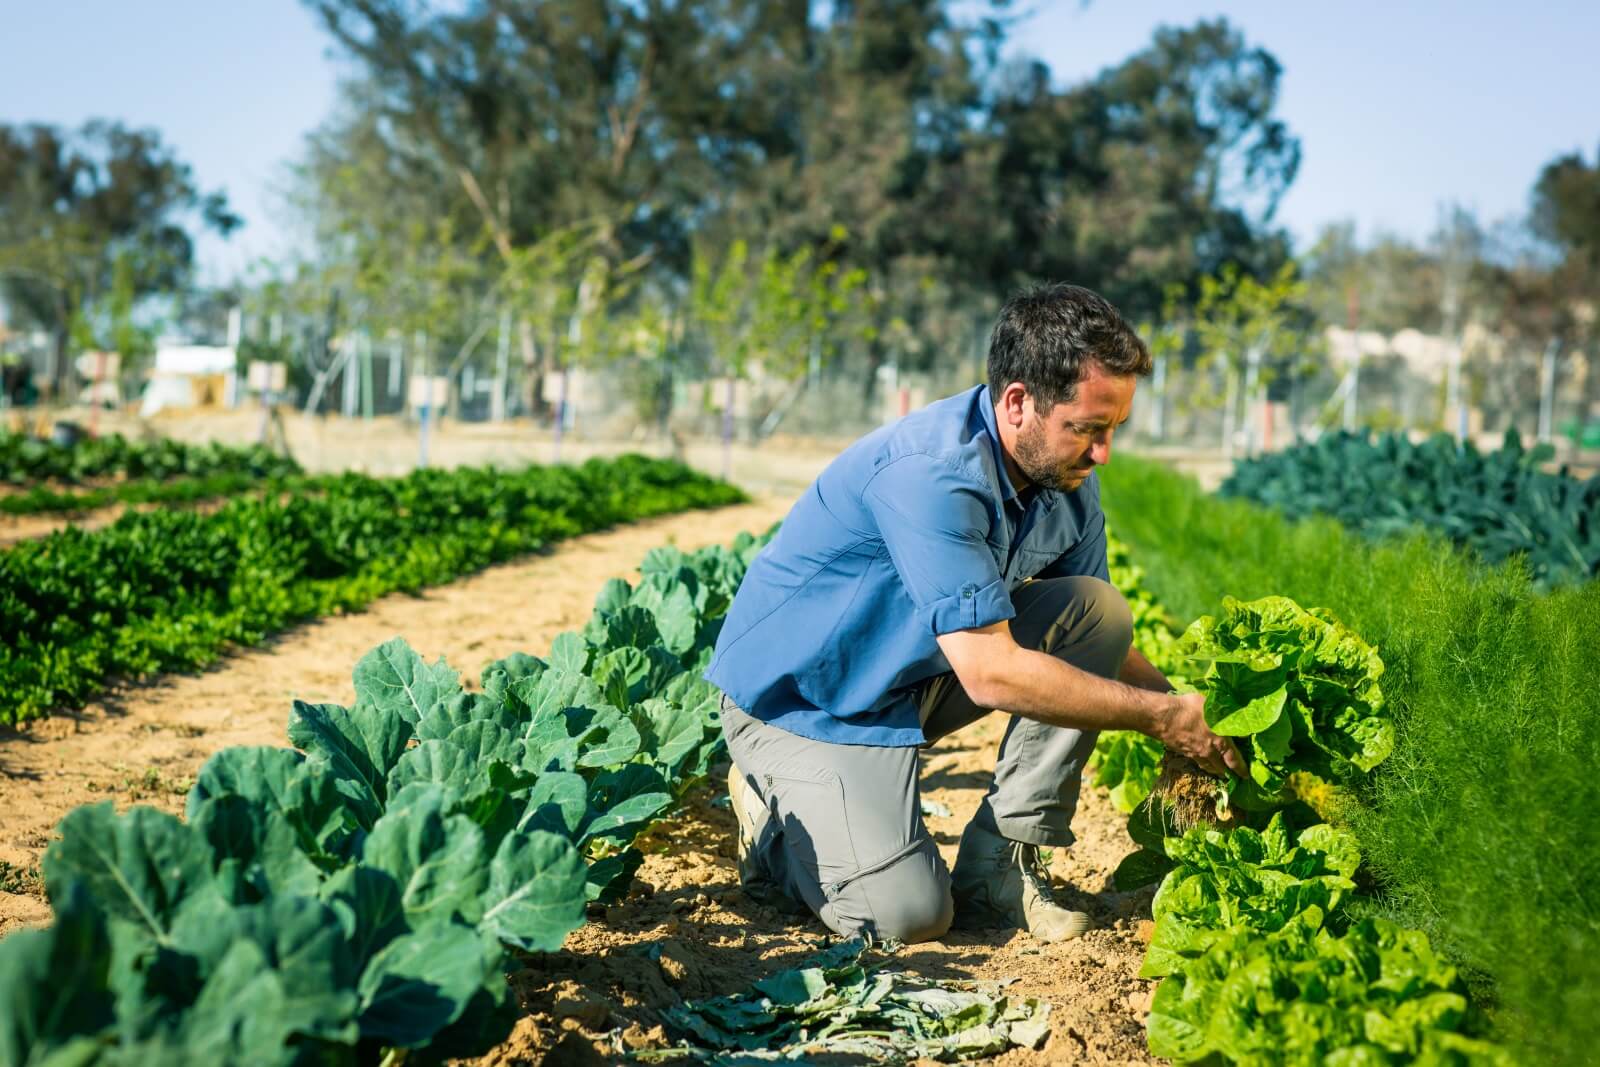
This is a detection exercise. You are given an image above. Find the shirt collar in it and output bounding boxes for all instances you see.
[975,386,1020,503]
[975,385,1063,512]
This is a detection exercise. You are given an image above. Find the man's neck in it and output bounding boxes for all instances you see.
[1002,454,1032,497]
[994,406,1033,496]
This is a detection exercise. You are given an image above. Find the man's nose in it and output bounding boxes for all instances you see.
[1091,429,1114,465]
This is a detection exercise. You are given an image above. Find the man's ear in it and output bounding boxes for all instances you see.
[999,382,1030,428]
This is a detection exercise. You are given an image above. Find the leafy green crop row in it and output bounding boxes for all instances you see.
[0,455,744,725]
[0,471,324,516]
[0,430,300,486]
[1101,453,1600,1066]
[1220,429,1600,588]
[1085,534,1176,813]
[1137,820,1504,1066]
[1100,588,1504,1065]
[0,529,774,1067]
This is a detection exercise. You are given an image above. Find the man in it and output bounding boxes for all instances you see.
[706,283,1243,945]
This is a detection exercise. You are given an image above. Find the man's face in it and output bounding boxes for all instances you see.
[1010,363,1136,492]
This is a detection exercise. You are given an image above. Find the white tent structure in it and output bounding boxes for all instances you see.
[138,344,237,416]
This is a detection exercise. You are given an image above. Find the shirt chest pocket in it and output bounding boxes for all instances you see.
[1006,546,1058,586]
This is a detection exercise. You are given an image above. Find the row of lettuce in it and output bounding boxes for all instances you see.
[1102,454,1600,1067]
[0,429,300,488]
[0,454,744,725]
[1089,535,1507,1065]
[1220,429,1599,589]
[0,527,775,1067]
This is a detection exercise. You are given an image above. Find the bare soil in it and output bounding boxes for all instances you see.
[0,508,116,545]
[489,736,1161,1067]
[0,491,1160,1065]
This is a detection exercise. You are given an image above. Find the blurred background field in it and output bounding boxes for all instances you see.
[2,1,1599,478]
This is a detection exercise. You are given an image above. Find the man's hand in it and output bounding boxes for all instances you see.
[1155,693,1247,779]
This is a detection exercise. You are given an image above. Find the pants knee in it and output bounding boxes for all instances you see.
[1098,580,1134,654]
[1060,575,1133,661]
[829,844,953,944]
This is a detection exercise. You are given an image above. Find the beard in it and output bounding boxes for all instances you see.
[1013,418,1089,492]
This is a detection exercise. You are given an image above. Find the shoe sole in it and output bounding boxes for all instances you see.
[725,768,810,915]
[726,765,762,882]
[952,890,1093,941]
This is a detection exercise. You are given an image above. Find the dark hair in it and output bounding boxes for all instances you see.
[986,283,1152,410]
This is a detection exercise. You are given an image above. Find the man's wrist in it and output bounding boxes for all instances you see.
[1140,689,1178,742]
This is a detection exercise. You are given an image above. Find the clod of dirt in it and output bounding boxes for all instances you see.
[542,1027,612,1067]
[655,939,693,984]
[549,982,613,1029]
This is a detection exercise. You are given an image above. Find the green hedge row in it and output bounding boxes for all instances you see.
[0,430,300,486]
[1218,430,1600,589]
[0,472,326,517]
[0,455,744,726]
[1100,454,1600,1067]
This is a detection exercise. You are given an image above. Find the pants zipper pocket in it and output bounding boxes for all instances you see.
[824,835,931,899]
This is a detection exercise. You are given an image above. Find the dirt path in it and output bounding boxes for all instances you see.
[0,489,1159,1065]
[0,498,792,929]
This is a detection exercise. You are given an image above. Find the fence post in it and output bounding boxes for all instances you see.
[1537,338,1559,443]
[360,331,374,421]
[1242,343,1263,456]
[722,375,735,481]
[1446,339,1466,444]
[1343,359,1360,432]
[388,338,403,400]
[1221,362,1239,459]
[553,366,568,463]
[416,331,431,470]
[492,308,510,422]
[341,341,359,418]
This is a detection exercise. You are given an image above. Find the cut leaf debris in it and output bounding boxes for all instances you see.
[632,940,1051,1064]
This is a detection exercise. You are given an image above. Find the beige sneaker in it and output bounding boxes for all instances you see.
[726,764,765,886]
[951,821,1092,942]
[725,765,808,915]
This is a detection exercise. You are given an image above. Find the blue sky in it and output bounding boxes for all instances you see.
[3,1,1596,281]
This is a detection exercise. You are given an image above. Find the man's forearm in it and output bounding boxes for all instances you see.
[977,643,1172,736]
[1118,646,1172,694]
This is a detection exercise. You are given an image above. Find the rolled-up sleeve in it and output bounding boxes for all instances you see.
[862,454,1015,635]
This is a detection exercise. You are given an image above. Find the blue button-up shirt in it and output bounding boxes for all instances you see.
[706,384,1109,747]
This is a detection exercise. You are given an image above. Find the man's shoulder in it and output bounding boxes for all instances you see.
[864,386,995,483]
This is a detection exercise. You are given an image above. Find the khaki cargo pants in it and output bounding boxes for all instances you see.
[721,575,1134,943]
